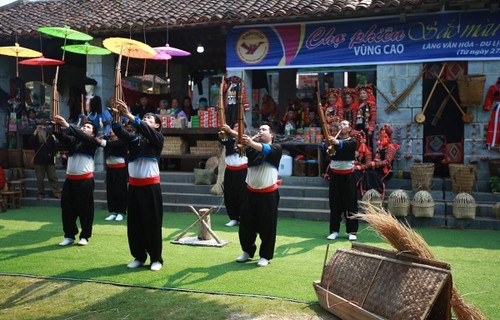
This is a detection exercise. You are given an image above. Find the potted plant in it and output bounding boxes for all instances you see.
[488,176,500,193]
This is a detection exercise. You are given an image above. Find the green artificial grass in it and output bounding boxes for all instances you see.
[0,207,499,318]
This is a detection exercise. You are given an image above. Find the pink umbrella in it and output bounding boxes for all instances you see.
[150,50,172,77]
[19,56,64,84]
[153,43,191,57]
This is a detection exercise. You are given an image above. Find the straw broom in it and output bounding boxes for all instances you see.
[353,202,487,320]
[210,146,226,195]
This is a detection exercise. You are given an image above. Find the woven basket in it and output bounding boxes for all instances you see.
[449,164,476,193]
[452,193,476,219]
[318,244,452,319]
[410,163,434,191]
[388,189,410,217]
[457,74,486,107]
[412,191,435,218]
[359,189,382,213]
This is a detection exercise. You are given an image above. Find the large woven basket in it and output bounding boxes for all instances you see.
[410,163,434,191]
[316,243,452,320]
[457,74,486,107]
[359,189,383,213]
[412,190,435,218]
[449,164,476,193]
[388,189,410,217]
[452,193,476,219]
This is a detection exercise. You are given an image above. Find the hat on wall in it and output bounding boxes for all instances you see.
[83,77,97,86]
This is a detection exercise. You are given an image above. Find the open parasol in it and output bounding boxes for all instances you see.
[19,56,64,84]
[61,42,111,75]
[38,25,93,42]
[153,43,191,57]
[0,43,42,77]
[103,37,157,76]
[150,50,172,77]
[61,42,111,56]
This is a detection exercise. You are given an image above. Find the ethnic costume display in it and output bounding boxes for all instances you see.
[113,116,164,269]
[484,82,500,148]
[79,77,103,131]
[354,84,377,148]
[355,124,400,197]
[224,76,249,127]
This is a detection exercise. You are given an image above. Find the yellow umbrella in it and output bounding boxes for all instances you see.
[0,43,42,77]
[103,37,156,58]
[103,37,157,76]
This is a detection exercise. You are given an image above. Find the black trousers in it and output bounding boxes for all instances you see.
[61,177,95,240]
[239,189,279,260]
[223,168,247,221]
[106,166,128,214]
[127,184,163,264]
[329,172,358,234]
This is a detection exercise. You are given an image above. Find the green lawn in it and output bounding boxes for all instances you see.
[0,207,498,319]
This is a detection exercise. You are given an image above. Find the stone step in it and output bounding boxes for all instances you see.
[11,169,500,230]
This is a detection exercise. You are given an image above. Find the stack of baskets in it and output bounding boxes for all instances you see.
[452,193,476,219]
[388,189,410,217]
[410,163,434,191]
[412,191,435,218]
[457,74,486,107]
[449,164,476,193]
[359,189,382,213]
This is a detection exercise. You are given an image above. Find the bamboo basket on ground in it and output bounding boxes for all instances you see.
[359,189,382,213]
[457,74,486,107]
[452,193,476,219]
[410,163,435,191]
[388,189,410,217]
[412,191,435,218]
[448,164,476,193]
[314,243,452,320]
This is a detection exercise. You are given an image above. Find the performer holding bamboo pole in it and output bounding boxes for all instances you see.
[218,76,248,227]
[324,118,358,240]
[235,122,282,267]
[53,115,99,247]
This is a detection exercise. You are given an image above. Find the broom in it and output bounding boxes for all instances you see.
[210,146,226,195]
[353,202,487,320]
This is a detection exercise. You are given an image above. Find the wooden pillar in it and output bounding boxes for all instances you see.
[197,208,212,240]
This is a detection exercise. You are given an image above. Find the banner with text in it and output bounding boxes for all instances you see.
[226,11,500,70]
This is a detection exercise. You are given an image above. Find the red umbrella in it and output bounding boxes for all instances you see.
[19,56,64,84]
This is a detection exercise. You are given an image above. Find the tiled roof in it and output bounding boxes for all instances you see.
[0,0,441,38]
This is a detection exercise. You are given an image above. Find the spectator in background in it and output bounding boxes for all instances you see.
[156,99,170,115]
[27,109,37,126]
[182,96,196,121]
[167,97,188,127]
[198,97,208,112]
[29,120,61,200]
[131,93,155,119]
